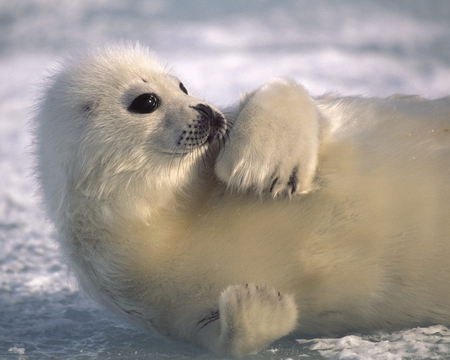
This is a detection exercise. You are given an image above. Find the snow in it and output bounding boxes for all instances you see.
[1,0,450,359]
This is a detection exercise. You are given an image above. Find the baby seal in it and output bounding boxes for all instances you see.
[35,43,450,357]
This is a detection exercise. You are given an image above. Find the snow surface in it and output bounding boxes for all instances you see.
[1,1,450,359]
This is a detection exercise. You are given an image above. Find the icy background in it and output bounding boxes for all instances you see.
[1,1,450,359]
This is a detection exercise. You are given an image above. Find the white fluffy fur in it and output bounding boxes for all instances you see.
[35,44,450,357]
[216,78,323,196]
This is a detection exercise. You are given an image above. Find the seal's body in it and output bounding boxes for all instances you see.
[35,44,450,357]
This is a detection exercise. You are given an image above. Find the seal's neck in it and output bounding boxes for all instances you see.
[78,152,219,228]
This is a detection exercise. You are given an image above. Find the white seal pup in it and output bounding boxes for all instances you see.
[35,43,450,357]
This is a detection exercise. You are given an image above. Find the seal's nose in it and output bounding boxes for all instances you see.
[192,103,215,120]
[191,104,227,144]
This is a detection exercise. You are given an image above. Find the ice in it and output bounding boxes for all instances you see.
[1,0,450,359]
[300,326,450,359]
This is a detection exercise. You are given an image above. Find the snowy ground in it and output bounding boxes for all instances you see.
[1,1,450,359]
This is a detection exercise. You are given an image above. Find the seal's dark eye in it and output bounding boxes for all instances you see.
[179,82,188,95]
[128,93,160,114]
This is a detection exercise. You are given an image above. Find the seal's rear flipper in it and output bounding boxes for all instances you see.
[195,283,298,357]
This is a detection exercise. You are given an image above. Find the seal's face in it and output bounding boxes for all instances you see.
[68,48,226,158]
[38,45,226,200]
[122,76,226,157]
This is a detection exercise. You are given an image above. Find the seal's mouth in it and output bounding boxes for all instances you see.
[191,104,227,145]
[175,104,227,154]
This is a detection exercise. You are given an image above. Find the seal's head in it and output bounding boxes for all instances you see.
[36,43,226,213]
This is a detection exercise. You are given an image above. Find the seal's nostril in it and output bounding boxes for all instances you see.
[191,104,214,120]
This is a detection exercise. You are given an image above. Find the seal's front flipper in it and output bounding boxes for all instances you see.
[215,79,323,198]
